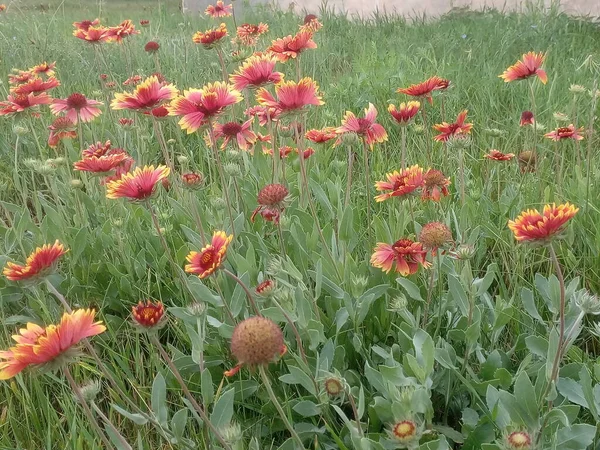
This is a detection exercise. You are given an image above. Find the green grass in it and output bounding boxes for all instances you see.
[1,1,600,449]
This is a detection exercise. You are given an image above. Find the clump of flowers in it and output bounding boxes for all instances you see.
[225,316,286,376]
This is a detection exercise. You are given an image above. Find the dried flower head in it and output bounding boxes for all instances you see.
[419,222,453,250]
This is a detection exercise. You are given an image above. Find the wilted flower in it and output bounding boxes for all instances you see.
[422,169,450,202]
[225,316,286,376]
[305,127,336,144]
[236,23,269,46]
[251,183,289,224]
[518,150,536,173]
[500,52,547,84]
[131,300,167,330]
[371,239,430,276]
[0,309,105,379]
[433,110,473,142]
[3,241,67,282]
[374,165,424,202]
[185,231,233,279]
[485,149,515,161]
[508,202,578,243]
[419,222,453,251]
[544,124,584,141]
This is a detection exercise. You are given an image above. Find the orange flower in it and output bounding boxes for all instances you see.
[185,231,233,279]
[397,76,445,105]
[388,101,420,125]
[74,152,130,174]
[50,93,103,123]
[82,140,113,158]
[256,77,323,114]
[236,23,269,46]
[48,117,77,148]
[0,93,52,117]
[374,165,425,202]
[520,111,534,126]
[73,25,111,43]
[168,82,242,134]
[213,119,257,151]
[106,165,170,201]
[8,70,34,85]
[106,20,140,43]
[544,124,584,141]
[433,109,473,142]
[111,76,178,112]
[500,51,547,84]
[181,172,204,189]
[3,241,67,282]
[268,31,317,62]
[73,19,100,31]
[508,202,578,243]
[131,300,166,329]
[123,75,142,86]
[370,239,430,276]
[0,309,105,380]
[336,103,388,147]
[230,53,283,91]
[205,0,232,17]
[485,149,515,161]
[30,61,56,77]
[0,4,6,12]
[422,169,450,201]
[11,76,60,95]
[245,105,280,125]
[305,127,336,144]
[192,23,228,49]
[300,15,323,33]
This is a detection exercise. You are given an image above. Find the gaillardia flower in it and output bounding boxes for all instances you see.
[0,93,52,117]
[225,316,286,376]
[73,152,130,174]
[433,109,473,142]
[3,241,67,282]
[268,31,317,62]
[500,51,547,84]
[11,76,60,95]
[336,103,388,148]
[181,172,204,189]
[397,76,445,105]
[131,300,167,330]
[111,76,178,112]
[422,169,450,201]
[508,202,578,243]
[506,431,532,449]
[144,41,160,53]
[306,127,337,144]
[105,165,171,201]
[205,0,232,17]
[419,222,453,251]
[251,183,289,224]
[256,279,276,296]
[256,77,323,114]
[168,82,242,133]
[230,53,283,91]
[192,23,228,49]
[106,20,139,43]
[389,420,420,445]
[213,119,257,151]
[370,239,430,276]
[485,149,515,161]
[73,25,111,43]
[185,231,233,279]
[0,309,105,379]
[374,165,424,202]
[30,61,56,77]
[47,117,77,148]
[388,101,420,125]
[50,92,103,123]
[520,111,534,126]
[544,124,584,141]
[236,23,269,46]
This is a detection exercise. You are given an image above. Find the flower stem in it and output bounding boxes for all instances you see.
[459,147,466,206]
[152,116,173,171]
[401,126,407,170]
[344,145,354,208]
[222,268,261,316]
[208,122,236,235]
[547,244,566,389]
[346,387,364,437]
[91,401,133,450]
[258,365,306,450]
[215,47,228,83]
[150,335,232,450]
[64,366,115,450]
[421,256,436,328]
[361,138,373,245]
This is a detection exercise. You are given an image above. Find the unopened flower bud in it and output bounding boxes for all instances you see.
[70,179,84,189]
[569,84,585,94]
[77,379,102,403]
[553,112,569,123]
[224,162,241,177]
[13,125,29,136]
[483,128,505,137]
[177,155,189,164]
[187,302,206,317]
[211,197,226,210]
[574,290,600,315]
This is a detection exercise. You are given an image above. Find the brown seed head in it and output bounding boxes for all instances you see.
[230,316,284,366]
[419,222,453,250]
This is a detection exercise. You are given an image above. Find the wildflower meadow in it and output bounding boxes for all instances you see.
[1,0,600,448]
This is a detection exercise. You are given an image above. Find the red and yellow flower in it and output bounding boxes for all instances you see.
[256,77,323,114]
[192,23,228,48]
[268,31,317,62]
[422,169,450,201]
[500,51,547,84]
[230,53,283,91]
[544,124,584,141]
[205,0,232,18]
[300,14,323,33]
[433,109,473,142]
[73,19,100,31]
[48,117,77,148]
[213,119,257,151]
[370,239,430,276]
[74,152,130,174]
[168,82,242,134]
[123,75,142,86]
[73,25,111,43]
[0,93,52,117]
[30,61,56,77]
[306,127,337,144]
[397,76,445,105]
[50,92,102,123]
[236,23,269,46]
[111,76,178,112]
[106,20,140,43]
[508,202,578,243]
[388,101,420,125]
[105,165,170,201]
[185,231,233,279]
[520,111,535,126]
[0,309,105,379]
[485,149,515,161]
[131,300,166,329]
[374,165,424,201]
[336,103,388,148]
[10,76,60,95]
[3,241,67,282]
[245,105,280,125]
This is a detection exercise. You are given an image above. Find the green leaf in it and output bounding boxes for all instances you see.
[279,366,317,396]
[448,274,469,317]
[395,277,423,302]
[111,404,149,426]
[210,387,235,429]
[578,367,599,421]
[557,377,587,408]
[525,335,548,358]
[151,372,168,426]
[413,329,434,378]
[514,372,538,425]
[546,327,560,381]
[293,400,321,417]
[521,287,544,323]
[555,424,596,448]
[432,425,464,443]
[357,284,389,325]
[171,408,188,441]
[201,369,214,406]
